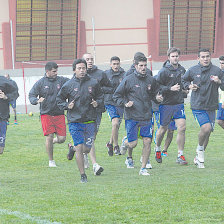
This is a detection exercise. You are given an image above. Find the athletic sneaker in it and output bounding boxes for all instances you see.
[106,142,113,156]
[155,151,162,163]
[161,150,168,156]
[49,160,57,167]
[93,163,104,176]
[120,136,128,155]
[114,145,121,155]
[140,156,152,169]
[194,151,205,168]
[125,157,134,168]
[176,155,188,165]
[14,120,18,125]
[194,157,205,168]
[84,153,89,169]
[80,174,88,183]
[67,143,75,160]
[139,168,150,176]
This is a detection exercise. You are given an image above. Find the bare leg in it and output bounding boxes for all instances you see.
[141,137,151,168]
[53,135,66,144]
[198,123,212,147]
[110,118,120,146]
[198,123,212,149]
[156,125,168,147]
[45,134,54,160]
[217,119,224,129]
[174,118,186,151]
[0,146,4,154]
[89,142,97,164]
[163,129,174,151]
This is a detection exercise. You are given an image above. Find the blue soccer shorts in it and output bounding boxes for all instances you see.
[192,110,216,131]
[159,104,186,126]
[105,105,124,120]
[69,122,96,148]
[0,120,7,147]
[125,119,153,142]
[216,103,224,120]
[168,119,177,131]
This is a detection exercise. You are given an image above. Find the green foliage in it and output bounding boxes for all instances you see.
[0,104,224,223]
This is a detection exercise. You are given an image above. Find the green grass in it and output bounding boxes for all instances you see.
[0,104,224,223]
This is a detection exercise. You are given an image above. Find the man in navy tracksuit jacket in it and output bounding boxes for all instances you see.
[103,56,125,156]
[155,47,188,165]
[182,48,224,168]
[57,59,103,183]
[113,56,162,176]
[81,53,111,175]
[29,62,69,167]
[0,76,18,154]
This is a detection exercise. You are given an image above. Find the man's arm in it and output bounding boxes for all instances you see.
[29,81,42,105]
[113,78,127,107]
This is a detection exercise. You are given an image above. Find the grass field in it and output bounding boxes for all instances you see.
[0,104,224,224]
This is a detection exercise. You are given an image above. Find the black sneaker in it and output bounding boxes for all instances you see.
[155,151,162,163]
[80,174,87,183]
[67,143,75,160]
[114,145,121,155]
[106,142,113,156]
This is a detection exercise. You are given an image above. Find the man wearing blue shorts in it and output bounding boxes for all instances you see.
[104,56,125,156]
[57,59,103,183]
[113,56,163,176]
[80,53,110,174]
[155,47,188,165]
[0,75,19,154]
[182,49,224,168]
[216,56,224,129]
[4,74,19,124]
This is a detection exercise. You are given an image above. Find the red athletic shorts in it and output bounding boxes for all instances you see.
[41,114,66,136]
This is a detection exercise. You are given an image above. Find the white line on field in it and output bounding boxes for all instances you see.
[0,209,62,224]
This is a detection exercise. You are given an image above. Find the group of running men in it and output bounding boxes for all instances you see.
[1,47,224,183]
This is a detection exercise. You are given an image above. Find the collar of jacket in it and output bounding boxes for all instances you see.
[198,62,212,72]
[44,74,57,82]
[163,60,181,71]
[87,65,98,73]
[73,73,90,82]
[134,70,147,79]
[110,67,124,75]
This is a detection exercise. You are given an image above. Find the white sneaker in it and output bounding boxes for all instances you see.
[93,163,104,176]
[140,156,152,169]
[49,160,57,167]
[197,150,204,163]
[139,168,150,176]
[125,157,134,168]
[194,156,205,169]
[120,136,128,155]
[84,154,89,169]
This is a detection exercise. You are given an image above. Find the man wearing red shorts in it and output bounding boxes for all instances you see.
[29,62,69,167]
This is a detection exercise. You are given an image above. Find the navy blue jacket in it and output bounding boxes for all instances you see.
[0,76,19,120]
[57,74,103,123]
[103,67,125,106]
[113,71,160,121]
[156,61,186,105]
[182,63,224,110]
[29,75,69,115]
[87,65,112,112]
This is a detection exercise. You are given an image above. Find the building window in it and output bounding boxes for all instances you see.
[159,0,217,55]
[15,0,79,62]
